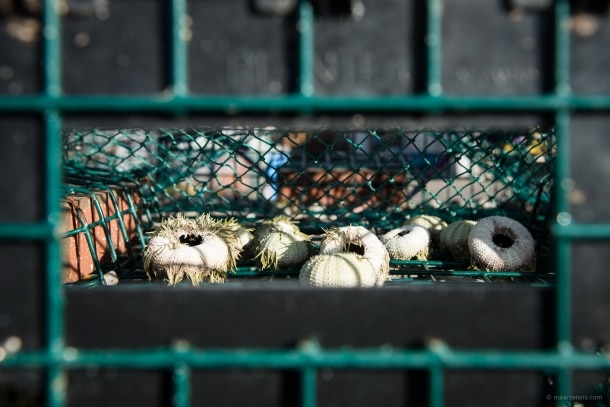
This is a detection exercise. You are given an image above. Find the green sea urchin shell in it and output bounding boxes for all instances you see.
[299,252,378,287]
[468,216,535,272]
[439,220,477,261]
[381,225,430,260]
[318,225,389,285]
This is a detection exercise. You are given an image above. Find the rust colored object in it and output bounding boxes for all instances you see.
[60,194,96,282]
[278,167,383,210]
[59,200,80,283]
[60,185,141,283]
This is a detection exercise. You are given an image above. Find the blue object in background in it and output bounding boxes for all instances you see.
[265,148,290,200]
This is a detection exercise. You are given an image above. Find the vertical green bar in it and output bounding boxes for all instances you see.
[171,0,189,96]
[554,108,571,347]
[298,0,314,97]
[554,0,572,403]
[301,367,317,407]
[43,0,61,97]
[42,0,65,405]
[426,0,442,96]
[173,363,191,407]
[554,108,573,405]
[428,366,443,407]
[44,111,64,355]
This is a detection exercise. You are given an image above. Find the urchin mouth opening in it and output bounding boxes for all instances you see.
[397,230,411,237]
[492,232,514,248]
[179,234,204,246]
[345,242,365,255]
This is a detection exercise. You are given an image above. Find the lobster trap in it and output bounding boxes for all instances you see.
[61,126,556,284]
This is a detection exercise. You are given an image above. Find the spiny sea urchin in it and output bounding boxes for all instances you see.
[253,215,312,270]
[143,213,242,285]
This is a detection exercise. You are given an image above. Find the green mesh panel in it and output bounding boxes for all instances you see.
[62,126,555,281]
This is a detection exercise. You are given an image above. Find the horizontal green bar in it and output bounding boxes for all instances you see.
[1,94,610,114]
[3,347,609,371]
[553,223,610,240]
[0,222,56,240]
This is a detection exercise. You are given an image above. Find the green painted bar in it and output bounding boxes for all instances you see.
[229,267,555,281]
[1,94,610,114]
[0,223,56,240]
[173,363,191,407]
[301,367,317,407]
[428,338,446,407]
[42,0,65,404]
[554,116,572,350]
[44,111,66,407]
[428,365,444,407]
[3,347,610,371]
[42,0,61,97]
[297,0,315,97]
[555,369,573,407]
[47,364,67,407]
[426,0,443,96]
[553,223,610,239]
[171,0,189,97]
[553,2,574,403]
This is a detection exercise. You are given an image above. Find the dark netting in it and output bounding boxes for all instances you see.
[61,127,555,283]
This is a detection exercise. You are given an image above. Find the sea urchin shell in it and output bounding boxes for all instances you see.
[318,225,389,285]
[299,252,378,287]
[439,220,477,261]
[381,225,430,260]
[407,214,447,244]
[467,216,535,272]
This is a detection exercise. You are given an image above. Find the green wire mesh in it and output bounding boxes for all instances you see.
[61,126,555,284]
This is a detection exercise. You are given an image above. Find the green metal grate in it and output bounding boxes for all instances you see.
[1,0,610,406]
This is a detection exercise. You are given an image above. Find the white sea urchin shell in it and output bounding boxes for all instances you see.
[467,216,535,272]
[408,214,447,245]
[381,225,430,260]
[318,225,389,285]
[439,220,477,261]
[299,252,378,287]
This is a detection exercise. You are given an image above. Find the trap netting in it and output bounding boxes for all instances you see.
[62,127,555,282]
